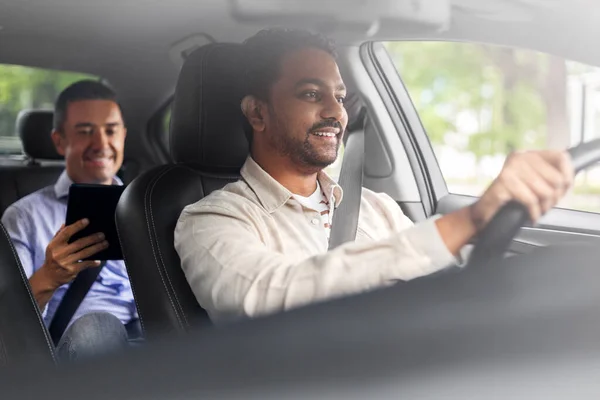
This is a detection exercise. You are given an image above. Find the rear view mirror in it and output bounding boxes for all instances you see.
[230,0,450,35]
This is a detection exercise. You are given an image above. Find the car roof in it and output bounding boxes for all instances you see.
[1,0,599,113]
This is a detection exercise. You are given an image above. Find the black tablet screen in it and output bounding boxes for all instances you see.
[65,184,125,260]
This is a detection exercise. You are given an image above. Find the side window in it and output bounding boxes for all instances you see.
[0,64,97,154]
[385,41,600,213]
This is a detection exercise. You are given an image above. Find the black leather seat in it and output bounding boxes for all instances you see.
[0,110,64,215]
[116,43,250,340]
[0,110,59,366]
[0,221,56,366]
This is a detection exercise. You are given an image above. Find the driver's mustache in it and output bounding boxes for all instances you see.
[309,120,343,134]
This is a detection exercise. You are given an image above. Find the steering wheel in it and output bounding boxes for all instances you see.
[466,138,600,268]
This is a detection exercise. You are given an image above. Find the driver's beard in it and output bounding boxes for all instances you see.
[269,114,340,170]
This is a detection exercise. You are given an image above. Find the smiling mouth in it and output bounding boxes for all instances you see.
[84,156,115,166]
[310,131,339,138]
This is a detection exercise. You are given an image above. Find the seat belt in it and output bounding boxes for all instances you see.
[328,99,367,250]
[48,262,105,345]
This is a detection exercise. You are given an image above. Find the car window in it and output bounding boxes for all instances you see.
[0,63,97,155]
[385,41,600,213]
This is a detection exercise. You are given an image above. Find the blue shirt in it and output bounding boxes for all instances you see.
[1,171,137,327]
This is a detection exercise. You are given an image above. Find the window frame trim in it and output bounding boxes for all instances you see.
[363,41,449,216]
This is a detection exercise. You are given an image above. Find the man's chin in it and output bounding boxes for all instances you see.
[301,155,337,171]
[294,142,339,171]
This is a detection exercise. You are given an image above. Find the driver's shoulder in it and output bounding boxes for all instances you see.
[179,179,262,219]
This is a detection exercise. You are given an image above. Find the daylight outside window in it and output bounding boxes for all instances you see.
[0,64,98,155]
[385,41,600,213]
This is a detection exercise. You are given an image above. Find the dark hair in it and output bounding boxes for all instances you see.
[243,28,337,101]
[53,80,118,132]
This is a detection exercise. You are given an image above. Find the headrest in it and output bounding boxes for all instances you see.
[170,43,250,170]
[16,110,63,160]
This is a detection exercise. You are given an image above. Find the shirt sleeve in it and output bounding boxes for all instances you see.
[1,205,36,278]
[175,200,458,323]
[1,205,48,317]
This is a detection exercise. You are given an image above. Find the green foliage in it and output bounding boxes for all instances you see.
[385,41,551,159]
[0,64,95,140]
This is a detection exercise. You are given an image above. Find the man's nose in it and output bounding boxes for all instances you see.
[320,95,345,123]
[91,129,109,149]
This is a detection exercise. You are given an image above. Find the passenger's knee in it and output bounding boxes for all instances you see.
[57,312,128,362]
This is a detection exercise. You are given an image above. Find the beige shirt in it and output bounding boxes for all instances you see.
[175,157,458,324]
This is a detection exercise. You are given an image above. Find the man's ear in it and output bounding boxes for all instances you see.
[241,95,266,134]
[51,130,66,156]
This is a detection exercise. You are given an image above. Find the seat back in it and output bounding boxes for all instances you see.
[0,110,59,365]
[116,43,249,340]
[0,110,63,216]
[0,222,56,366]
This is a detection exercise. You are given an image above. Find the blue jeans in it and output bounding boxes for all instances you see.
[56,312,142,362]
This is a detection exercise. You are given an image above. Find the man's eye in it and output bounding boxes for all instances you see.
[337,96,346,104]
[106,129,115,136]
[303,91,319,100]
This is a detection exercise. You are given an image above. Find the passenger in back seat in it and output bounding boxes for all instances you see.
[2,80,140,361]
[175,29,574,324]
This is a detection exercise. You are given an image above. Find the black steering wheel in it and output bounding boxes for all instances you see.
[466,138,600,268]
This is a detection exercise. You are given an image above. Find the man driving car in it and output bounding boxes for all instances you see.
[175,28,574,324]
[2,81,139,361]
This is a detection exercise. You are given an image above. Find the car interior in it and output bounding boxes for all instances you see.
[2,0,600,397]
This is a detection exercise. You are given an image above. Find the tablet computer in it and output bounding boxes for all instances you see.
[65,183,126,260]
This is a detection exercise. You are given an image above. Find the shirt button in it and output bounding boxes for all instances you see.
[311,218,320,225]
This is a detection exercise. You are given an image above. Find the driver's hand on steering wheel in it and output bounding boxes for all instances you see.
[469,150,574,231]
